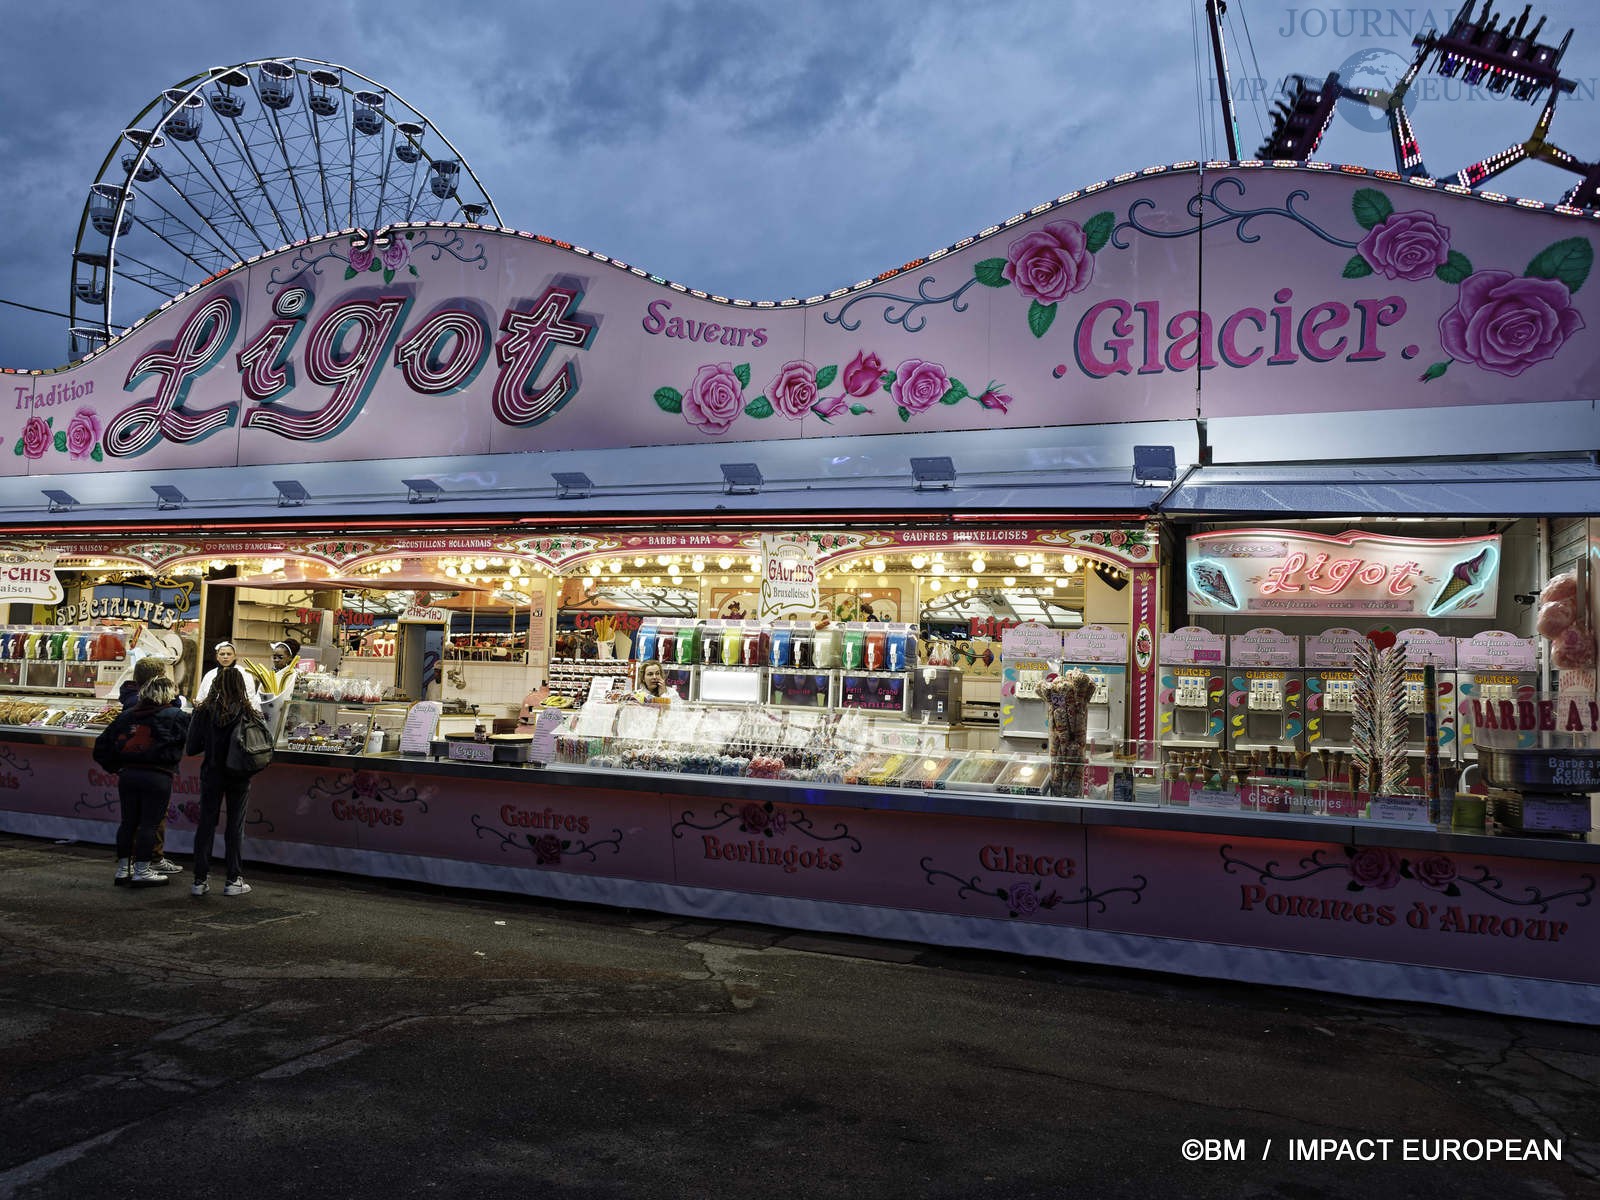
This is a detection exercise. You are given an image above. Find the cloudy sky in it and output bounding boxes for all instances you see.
[2,0,1598,369]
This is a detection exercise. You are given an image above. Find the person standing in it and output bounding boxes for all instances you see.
[95,677,191,888]
[118,655,189,877]
[195,640,260,706]
[184,666,261,898]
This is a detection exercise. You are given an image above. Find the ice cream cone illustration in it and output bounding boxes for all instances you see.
[1429,547,1493,615]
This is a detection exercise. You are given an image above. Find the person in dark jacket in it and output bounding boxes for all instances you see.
[184,665,261,898]
[95,677,191,887]
[118,655,187,876]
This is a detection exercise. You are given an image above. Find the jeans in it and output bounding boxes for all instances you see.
[193,768,251,884]
[115,768,174,863]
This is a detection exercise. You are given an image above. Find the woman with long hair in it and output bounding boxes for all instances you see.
[184,663,263,897]
[95,677,191,887]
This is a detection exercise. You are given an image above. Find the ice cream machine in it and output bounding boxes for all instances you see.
[1454,630,1539,762]
[998,621,1065,747]
[1156,626,1226,752]
[1058,624,1128,746]
[1226,629,1303,757]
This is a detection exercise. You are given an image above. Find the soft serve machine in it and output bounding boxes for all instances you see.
[998,621,1064,749]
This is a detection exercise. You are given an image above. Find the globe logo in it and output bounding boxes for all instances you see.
[1336,46,1414,133]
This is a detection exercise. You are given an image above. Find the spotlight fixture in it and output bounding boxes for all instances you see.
[1094,561,1130,591]
[403,477,444,503]
[720,462,763,494]
[42,489,79,513]
[553,471,594,499]
[273,479,310,507]
[1132,444,1177,486]
[910,456,956,490]
[150,484,187,510]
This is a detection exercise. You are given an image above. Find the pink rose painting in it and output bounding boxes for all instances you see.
[19,416,49,460]
[841,350,884,398]
[973,210,1112,338]
[681,362,745,436]
[1411,855,1458,891]
[811,395,849,420]
[1436,270,1585,378]
[380,236,411,272]
[891,358,951,414]
[1357,210,1451,281]
[1346,846,1402,891]
[65,408,101,460]
[767,360,819,420]
[1002,220,1096,304]
[347,241,375,272]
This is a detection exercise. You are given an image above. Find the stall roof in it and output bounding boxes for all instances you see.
[0,422,1197,531]
[1162,457,1600,518]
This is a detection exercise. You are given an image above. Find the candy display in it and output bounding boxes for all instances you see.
[1538,569,1596,670]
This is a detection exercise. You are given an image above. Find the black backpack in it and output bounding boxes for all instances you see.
[225,713,275,775]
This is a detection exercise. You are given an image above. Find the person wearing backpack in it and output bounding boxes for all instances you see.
[118,655,188,877]
[184,664,265,898]
[94,677,191,888]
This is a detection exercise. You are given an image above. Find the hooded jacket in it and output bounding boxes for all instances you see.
[93,700,192,775]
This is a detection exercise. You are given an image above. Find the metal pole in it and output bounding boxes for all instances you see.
[1206,0,1242,161]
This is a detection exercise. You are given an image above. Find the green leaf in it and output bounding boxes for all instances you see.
[368,258,382,272]
[1027,300,1057,339]
[344,267,358,280]
[12,439,21,456]
[880,371,896,393]
[1525,237,1593,293]
[897,406,911,422]
[940,378,969,405]
[53,431,66,452]
[90,444,103,462]
[408,265,419,277]
[974,258,1009,287]
[848,404,870,416]
[653,386,683,414]
[1351,188,1393,230]
[815,364,837,389]
[1418,360,1451,383]
[383,268,395,284]
[1083,211,1115,254]
[1342,254,1373,279]
[1435,251,1472,284]
[745,395,774,418]
[733,363,751,388]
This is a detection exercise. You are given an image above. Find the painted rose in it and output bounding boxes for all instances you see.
[380,236,411,272]
[842,350,885,398]
[740,802,767,833]
[891,358,950,413]
[682,362,744,436]
[768,809,787,835]
[1007,882,1040,916]
[352,771,381,799]
[1411,855,1458,889]
[1110,530,1128,547]
[20,416,49,460]
[976,389,1012,414]
[532,834,563,865]
[1438,270,1585,377]
[1347,846,1402,890]
[347,241,375,272]
[768,360,818,420]
[1358,210,1450,281]
[1002,220,1094,304]
[65,408,100,460]
[811,395,849,420]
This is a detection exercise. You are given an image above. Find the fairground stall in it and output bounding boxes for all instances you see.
[2,161,1597,1022]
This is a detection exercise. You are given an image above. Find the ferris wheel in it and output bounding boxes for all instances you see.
[69,57,501,358]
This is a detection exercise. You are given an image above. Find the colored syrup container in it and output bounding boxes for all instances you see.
[721,627,742,666]
[864,631,886,672]
[812,628,840,668]
[658,631,676,662]
[701,629,722,665]
[742,631,761,666]
[676,627,698,665]
[770,630,791,667]
[636,626,659,661]
[841,630,865,671]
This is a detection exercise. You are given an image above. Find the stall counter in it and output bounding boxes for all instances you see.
[2,727,1595,1025]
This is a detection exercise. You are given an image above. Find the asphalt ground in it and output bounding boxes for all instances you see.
[2,830,1598,1200]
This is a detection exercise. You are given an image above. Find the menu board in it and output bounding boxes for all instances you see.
[399,701,442,756]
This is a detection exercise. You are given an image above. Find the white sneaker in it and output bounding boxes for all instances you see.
[223,878,252,896]
[151,857,183,874]
[130,863,169,887]
[114,859,131,887]
[190,880,209,898]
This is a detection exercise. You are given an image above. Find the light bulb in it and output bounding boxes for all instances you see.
[1003,576,1017,587]
[971,557,986,573]
[931,562,946,576]
[1013,553,1029,567]
[910,555,927,569]
[1031,562,1045,575]
[718,556,733,570]
[871,557,886,574]
[965,576,978,589]
[928,578,942,592]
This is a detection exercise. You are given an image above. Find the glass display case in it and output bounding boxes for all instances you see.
[0,692,119,731]
[276,699,413,755]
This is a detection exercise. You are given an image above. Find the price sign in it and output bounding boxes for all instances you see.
[1369,796,1431,825]
[1189,788,1242,812]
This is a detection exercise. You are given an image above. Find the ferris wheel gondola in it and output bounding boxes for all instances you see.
[68,57,501,359]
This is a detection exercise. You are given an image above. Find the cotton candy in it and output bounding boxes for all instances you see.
[1537,598,1575,638]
